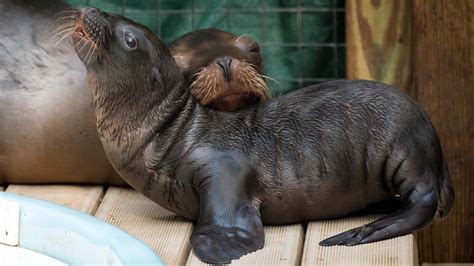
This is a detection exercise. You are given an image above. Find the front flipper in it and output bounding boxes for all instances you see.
[191,203,264,264]
[188,150,265,264]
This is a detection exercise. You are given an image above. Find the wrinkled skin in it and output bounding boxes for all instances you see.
[71,8,454,264]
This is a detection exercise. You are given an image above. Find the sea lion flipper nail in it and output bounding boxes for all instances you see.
[188,150,264,264]
[320,188,439,246]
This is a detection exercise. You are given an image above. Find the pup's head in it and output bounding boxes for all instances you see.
[170,29,270,111]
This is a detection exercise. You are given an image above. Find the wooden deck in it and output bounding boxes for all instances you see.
[2,185,418,265]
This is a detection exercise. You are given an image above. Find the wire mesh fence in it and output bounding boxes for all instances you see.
[66,0,345,95]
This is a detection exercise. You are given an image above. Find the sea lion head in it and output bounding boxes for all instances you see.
[65,8,179,99]
[62,7,186,147]
[170,29,270,111]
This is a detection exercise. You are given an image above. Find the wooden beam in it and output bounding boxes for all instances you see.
[5,185,104,214]
[94,187,193,265]
[302,216,417,265]
[186,224,304,265]
[412,0,474,262]
[346,0,412,94]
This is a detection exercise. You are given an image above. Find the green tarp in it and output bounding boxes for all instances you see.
[66,0,345,95]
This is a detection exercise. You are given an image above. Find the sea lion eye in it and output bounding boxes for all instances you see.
[123,32,137,50]
[248,43,260,53]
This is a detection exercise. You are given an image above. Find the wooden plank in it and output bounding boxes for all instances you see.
[94,187,192,265]
[5,185,104,214]
[302,216,417,266]
[346,0,412,95]
[186,224,304,265]
[412,0,474,263]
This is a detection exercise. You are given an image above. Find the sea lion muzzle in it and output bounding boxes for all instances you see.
[70,8,108,65]
[80,8,103,40]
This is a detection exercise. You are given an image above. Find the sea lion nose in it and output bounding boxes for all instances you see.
[216,57,233,82]
[83,7,100,16]
[80,7,104,41]
[82,7,102,23]
[81,7,101,23]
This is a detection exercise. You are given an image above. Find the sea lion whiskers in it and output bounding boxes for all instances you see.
[52,13,77,25]
[51,8,79,32]
[213,71,218,100]
[53,7,78,19]
[190,68,210,100]
[88,46,98,65]
[239,62,270,99]
[54,28,77,46]
[240,61,266,81]
[202,71,215,102]
[235,34,254,42]
[209,72,218,101]
[84,42,99,65]
[191,68,205,79]
[52,23,76,33]
[85,32,107,64]
[261,74,280,85]
[48,26,76,44]
[190,71,203,94]
[74,38,88,53]
[71,31,97,61]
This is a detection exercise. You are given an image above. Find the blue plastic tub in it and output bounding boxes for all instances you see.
[0,192,164,266]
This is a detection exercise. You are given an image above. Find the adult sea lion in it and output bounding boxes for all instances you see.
[0,0,123,185]
[170,29,270,111]
[73,8,455,264]
[0,0,265,185]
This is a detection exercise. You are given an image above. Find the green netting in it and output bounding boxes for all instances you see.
[65,0,345,96]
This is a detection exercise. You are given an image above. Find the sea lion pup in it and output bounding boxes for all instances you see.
[69,8,454,264]
[170,29,270,111]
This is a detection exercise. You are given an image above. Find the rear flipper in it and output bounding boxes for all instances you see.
[188,150,264,264]
[320,188,438,246]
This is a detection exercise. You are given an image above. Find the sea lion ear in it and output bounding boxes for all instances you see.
[172,54,189,69]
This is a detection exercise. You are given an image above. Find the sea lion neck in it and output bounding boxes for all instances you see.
[88,65,191,160]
